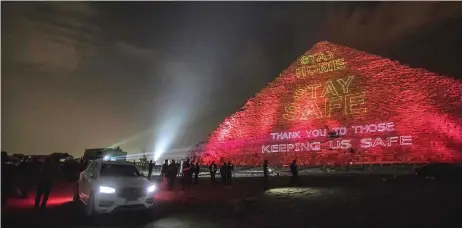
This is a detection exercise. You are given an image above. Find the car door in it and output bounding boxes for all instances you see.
[80,161,95,202]
[85,161,102,199]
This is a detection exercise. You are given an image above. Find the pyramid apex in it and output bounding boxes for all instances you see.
[307,41,342,53]
[313,41,333,46]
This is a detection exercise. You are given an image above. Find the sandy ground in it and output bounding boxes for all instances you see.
[3,175,462,228]
[143,165,417,177]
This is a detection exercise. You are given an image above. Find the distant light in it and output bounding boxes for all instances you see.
[103,156,109,161]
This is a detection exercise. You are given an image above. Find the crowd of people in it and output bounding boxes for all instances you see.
[2,150,301,210]
[156,158,300,191]
[153,159,240,191]
[158,159,202,191]
[205,161,234,188]
[1,151,86,209]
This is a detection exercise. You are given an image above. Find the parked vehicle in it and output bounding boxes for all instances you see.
[74,159,157,216]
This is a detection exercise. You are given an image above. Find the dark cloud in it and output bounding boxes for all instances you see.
[2,2,101,72]
[324,2,462,55]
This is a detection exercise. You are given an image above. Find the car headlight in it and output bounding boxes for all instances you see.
[99,186,116,194]
[147,184,156,193]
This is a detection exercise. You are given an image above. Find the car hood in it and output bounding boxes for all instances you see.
[97,176,152,188]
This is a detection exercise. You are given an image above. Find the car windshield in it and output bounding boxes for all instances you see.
[100,164,141,177]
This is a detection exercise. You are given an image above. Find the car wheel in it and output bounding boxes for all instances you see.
[85,193,96,217]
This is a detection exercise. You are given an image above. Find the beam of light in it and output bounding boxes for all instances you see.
[108,127,155,149]
[104,56,207,161]
[151,61,200,162]
[122,146,192,162]
[155,146,192,161]
[153,115,187,162]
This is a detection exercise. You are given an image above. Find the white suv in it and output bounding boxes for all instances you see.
[74,159,157,216]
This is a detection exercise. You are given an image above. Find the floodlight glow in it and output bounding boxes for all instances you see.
[150,61,202,162]
[152,105,189,162]
[154,140,167,162]
[103,156,109,161]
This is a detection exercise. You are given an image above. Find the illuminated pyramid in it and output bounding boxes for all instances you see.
[200,41,462,166]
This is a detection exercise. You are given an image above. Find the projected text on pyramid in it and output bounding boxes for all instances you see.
[283,75,367,120]
[295,50,346,78]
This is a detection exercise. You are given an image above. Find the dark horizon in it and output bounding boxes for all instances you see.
[2,2,462,158]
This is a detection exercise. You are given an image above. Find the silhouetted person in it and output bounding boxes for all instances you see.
[290,160,299,186]
[35,157,58,209]
[181,161,192,191]
[167,160,178,190]
[161,160,169,177]
[148,160,154,179]
[2,151,14,208]
[263,160,270,190]
[161,160,169,189]
[176,161,182,177]
[220,163,228,187]
[19,159,33,198]
[186,162,196,186]
[209,162,218,184]
[194,162,200,184]
[79,159,85,172]
[226,162,233,188]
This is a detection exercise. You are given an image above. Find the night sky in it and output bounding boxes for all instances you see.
[2,2,462,159]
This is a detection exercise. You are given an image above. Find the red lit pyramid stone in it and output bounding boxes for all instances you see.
[200,41,462,165]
